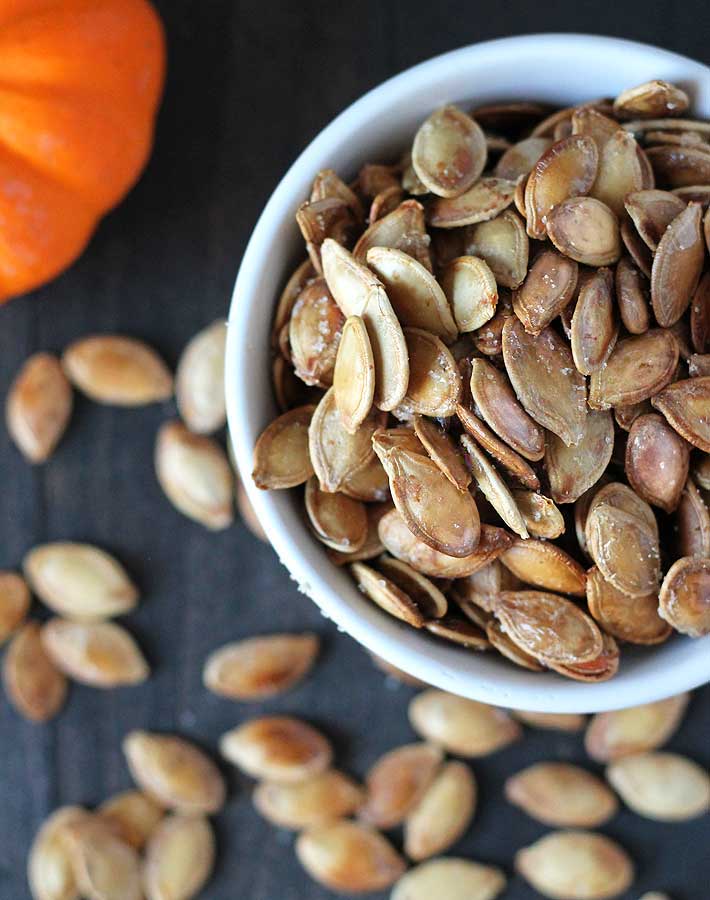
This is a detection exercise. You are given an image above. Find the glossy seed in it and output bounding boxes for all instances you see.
[97,791,164,851]
[586,566,670,645]
[296,821,405,893]
[615,79,689,118]
[607,752,709,821]
[625,413,689,511]
[65,820,142,900]
[306,479,368,552]
[658,556,710,636]
[404,761,476,861]
[547,196,621,266]
[624,189,686,250]
[511,490,564,539]
[464,210,529,289]
[175,320,226,434]
[512,249,578,335]
[413,415,470,491]
[505,762,617,827]
[427,177,515,227]
[591,130,647,217]
[41,619,149,688]
[351,560,425,627]
[515,830,634,900]
[6,353,73,463]
[123,731,226,814]
[3,622,67,722]
[360,743,443,829]
[440,256,498,334]
[392,858,506,900]
[615,256,650,334]
[398,328,461,418]
[652,375,710,451]
[377,555,448,618]
[690,272,710,353]
[27,806,90,900]
[254,770,364,830]
[308,389,379,492]
[571,268,617,375]
[143,814,214,900]
[647,145,710,187]
[412,105,487,197]
[461,435,528,538]
[621,217,653,276]
[289,279,344,387]
[585,694,690,761]
[203,633,318,700]
[353,199,432,271]
[650,203,704,326]
[546,409,614,504]
[408,689,520,756]
[456,405,540,489]
[589,329,678,409]
[0,571,30,644]
[62,336,172,406]
[501,539,586,596]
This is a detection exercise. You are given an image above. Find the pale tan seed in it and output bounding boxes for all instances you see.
[412,105,487,197]
[651,203,704,326]
[502,317,587,446]
[65,819,142,900]
[625,413,689,512]
[512,710,586,732]
[0,571,30,644]
[512,249,578,335]
[254,770,364,830]
[3,621,67,722]
[652,375,710,451]
[501,539,586,596]
[352,199,432,271]
[203,633,318,700]
[607,752,710,821]
[220,716,331,783]
[288,278,344,387]
[461,435,528,538]
[27,806,89,900]
[366,246,457,342]
[515,830,634,900]
[40,619,149,688]
[510,491,564,539]
[175,320,226,434]
[591,130,647,217]
[658,556,710,636]
[412,415,470,491]
[123,731,226,814]
[427,177,515,227]
[546,632,620,683]
[6,353,73,463]
[546,409,614,504]
[506,762,617,827]
[464,210,529,289]
[625,189,686,250]
[360,743,443,829]
[408,689,521,756]
[676,478,710,557]
[351,560,425,627]
[589,329,679,409]
[615,256,650,334]
[547,196,621,267]
[585,693,690,761]
[340,455,390,503]
[296,821,405,893]
[440,256,498,334]
[252,405,315,490]
[571,268,617,375]
[143,814,214,900]
[392,858,506,900]
[97,791,164,851]
[586,566,670,645]
[62,335,172,406]
[572,107,621,146]
[404,761,476,861]
[495,136,552,180]
[330,315,376,434]
[456,405,540,490]
[397,328,460,418]
[586,500,660,599]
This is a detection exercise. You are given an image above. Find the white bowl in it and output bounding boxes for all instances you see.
[227,34,710,712]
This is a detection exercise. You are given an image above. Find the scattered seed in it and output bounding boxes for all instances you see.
[658,556,710,637]
[505,762,617,827]
[97,791,164,851]
[404,761,476,860]
[41,619,149,688]
[392,857,506,900]
[65,818,143,900]
[3,622,67,722]
[0,571,30,644]
[27,806,90,900]
[143,814,215,900]
[360,743,443,829]
[585,693,690,761]
[254,770,364,830]
[175,320,226,434]
[607,752,710,821]
[220,716,331,783]
[6,353,73,463]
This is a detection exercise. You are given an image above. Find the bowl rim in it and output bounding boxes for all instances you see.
[227,33,710,712]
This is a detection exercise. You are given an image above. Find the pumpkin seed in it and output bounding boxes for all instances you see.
[6,353,73,463]
[427,177,516,227]
[512,249,578,335]
[502,317,587,446]
[296,197,357,272]
[426,615,489,649]
[28,806,90,900]
[175,320,226,434]
[143,815,214,900]
[546,409,614,504]
[625,189,686,250]
[273,259,315,344]
[123,731,226,814]
[340,455,390,503]
[305,478,368,552]
[311,168,364,222]
[440,256,498,334]
[65,819,142,900]
[586,565,670,645]
[570,268,617,375]
[658,555,710,636]
[494,590,603,665]
[254,770,364,829]
[360,743,443,829]
[350,561,425,627]
[621,217,653,276]
[524,135,599,239]
[456,405,541,490]
[0,571,30,644]
[495,136,552,180]
[585,693,690,761]
[392,858,506,900]
[676,477,710,556]
[615,256,651,334]
[638,894,671,900]
[397,328,461,418]
[647,144,710,187]
[472,288,514,355]
[360,163,401,197]
[650,203,704,326]
[328,504,390,565]
[296,821,405,893]
[460,434,528,538]
[486,618,544,671]
[331,316,376,433]
[412,415,470,491]
[469,357,545,460]
[353,199,432,270]
[690,272,710,354]
[547,632,620,683]
[40,619,149,688]
[607,752,710,821]
[271,356,321,412]
[501,539,586,596]
[366,246,457,342]
[377,555,448,618]
[411,105,487,197]
[452,559,520,612]
[590,130,648,217]
[404,761,476,861]
[3,622,67,722]
[510,490,564,538]
[652,375,710,451]
[625,412,689,511]
[203,632,318,700]
[464,210,529,289]
[408,689,520,756]
[370,185,404,222]
[97,792,164,851]
[288,278,344,387]
[512,710,586,732]
[690,353,710,376]
[588,329,678,409]
[615,80,689,118]
[547,196,621,267]
[515,830,634,900]
[572,106,622,147]
[505,762,617,827]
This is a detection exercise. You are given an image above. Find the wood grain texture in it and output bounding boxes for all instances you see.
[0,1,709,897]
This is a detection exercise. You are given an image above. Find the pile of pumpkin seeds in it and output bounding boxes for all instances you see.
[254,78,710,679]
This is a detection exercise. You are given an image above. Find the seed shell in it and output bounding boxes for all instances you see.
[588,329,678,409]
[65,819,142,900]
[464,210,529,289]
[607,752,710,821]
[308,389,379,493]
[360,743,443,829]
[27,806,90,900]
[3,621,67,722]
[586,566,670,645]
[650,203,704,326]
[440,256,498,334]
[546,196,621,267]
[505,762,618,827]
[6,353,73,463]
[254,770,364,830]
[546,409,614,504]
[512,249,578,335]
[585,693,690,761]
[392,858,506,900]
[41,619,149,688]
[305,479,368,553]
[0,571,30,644]
[652,375,710,451]
[412,105,487,198]
[143,814,215,900]
[500,539,586,596]
[625,413,689,511]
[427,177,516,227]
[658,555,710,636]
[97,791,164,851]
[404,761,476,861]
[175,320,226,434]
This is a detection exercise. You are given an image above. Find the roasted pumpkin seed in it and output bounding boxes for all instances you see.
[546,409,614,504]
[464,210,529,289]
[288,278,344,387]
[6,353,73,463]
[652,375,710,451]
[305,479,368,553]
[404,761,476,860]
[486,618,544,671]
[398,328,461,417]
[3,622,67,722]
[353,199,432,270]
[650,203,704,326]
[27,806,90,900]
[412,415,470,490]
[510,490,564,538]
[461,434,528,538]
[512,249,578,335]
[676,477,710,556]
[427,177,516,227]
[588,329,678,409]
[591,130,648,217]
[143,814,215,900]
[505,762,617,827]
[440,256,498,334]
[586,566,670,645]
[658,556,710,636]
[309,389,380,492]
[41,619,149,688]
[65,819,142,900]
[570,268,617,375]
[392,858,506,900]
[625,412,689,511]
[350,560,425,627]
[220,717,331,783]
[377,555,448,618]
[97,791,164,851]
[495,136,552,179]
[411,105,487,197]
[615,255,651,334]
[0,571,30,644]
[547,196,621,267]
[647,144,710,187]
[615,80,689,118]
[175,320,226,434]
[624,189,686,250]
[254,770,364,830]
[456,405,541,489]
[585,693,690,761]
[360,743,443,829]
[501,539,586,596]
[607,752,709,821]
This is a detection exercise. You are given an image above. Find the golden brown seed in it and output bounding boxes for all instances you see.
[546,409,614,504]
[175,320,226,434]
[305,479,368,553]
[515,830,634,900]
[65,819,142,900]
[546,632,620,683]
[3,621,67,722]
[41,619,149,688]
[615,79,689,118]
[464,210,529,289]
[586,565,670,645]
[254,770,364,830]
[495,136,552,179]
[377,555,448,618]
[512,710,586,732]
[511,490,564,539]
[351,561,425,627]
[652,375,710,451]
[570,268,617,375]
[392,858,506,900]
[220,716,332,783]
[62,335,172,406]
[625,413,689,511]
[411,105,487,197]
[427,177,516,227]
[615,256,650,334]
[289,278,344,387]
[505,762,617,827]
[676,478,710,557]
[658,556,710,636]
[625,189,686,250]
[0,571,30,644]
[253,405,315,489]
[440,255,498,334]
[353,199,432,271]
[589,329,679,409]
[460,435,528,539]
[296,821,405,893]
[331,315,376,433]
[647,144,710,188]
[547,196,621,267]
[650,203,705,326]
[501,539,586,596]
[123,731,226,814]
[408,689,521,756]
[27,806,90,900]
[370,184,404,222]
[273,259,315,343]
[399,328,461,418]
[425,615,489,649]
[360,743,443,829]
[203,633,318,700]
[143,814,215,900]
[97,791,164,851]
[607,752,710,822]
[591,130,647,217]
[456,405,540,490]
[512,249,578,335]
[413,415,470,491]
[404,761,476,861]
[585,694,690,761]
[6,353,73,463]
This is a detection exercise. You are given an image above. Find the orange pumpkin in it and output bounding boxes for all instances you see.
[0,0,166,302]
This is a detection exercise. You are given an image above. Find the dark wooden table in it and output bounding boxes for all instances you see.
[1,2,710,897]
